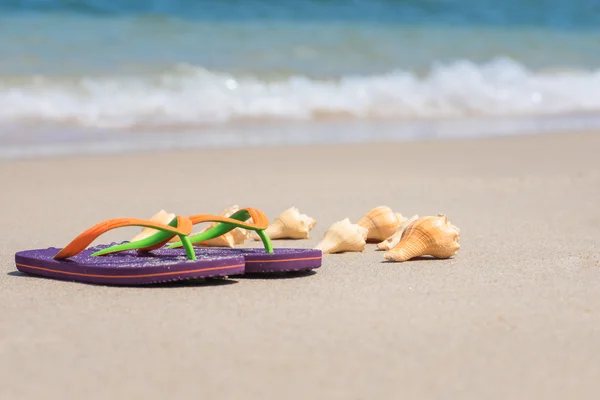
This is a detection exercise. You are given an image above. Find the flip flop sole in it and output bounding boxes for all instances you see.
[15,243,245,285]
[192,248,323,273]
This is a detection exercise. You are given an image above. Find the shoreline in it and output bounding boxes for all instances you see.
[2,113,600,162]
[1,130,599,399]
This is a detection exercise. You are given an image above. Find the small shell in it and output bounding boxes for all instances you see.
[193,205,250,248]
[221,205,251,244]
[315,218,368,254]
[376,214,420,251]
[253,207,316,240]
[358,206,405,242]
[193,231,236,248]
[130,209,176,242]
[384,214,460,262]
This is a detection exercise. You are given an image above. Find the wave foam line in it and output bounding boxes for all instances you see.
[1,58,600,129]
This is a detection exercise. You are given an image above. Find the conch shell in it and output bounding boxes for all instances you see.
[376,214,420,251]
[130,209,176,242]
[384,214,460,262]
[193,205,250,248]
[358,206,406,242]
[253,207,316,240]
[315,218,368,254]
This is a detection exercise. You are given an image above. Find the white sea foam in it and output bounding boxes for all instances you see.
[1,58,600,130]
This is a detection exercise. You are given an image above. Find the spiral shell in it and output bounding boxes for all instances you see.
[384,214,460,262]
[357,206,405,242]
[376,214,420,251]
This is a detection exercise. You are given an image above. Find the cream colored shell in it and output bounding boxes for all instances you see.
[253,207,316,240]
[130,209,176,243]
[384,214,460,262]
[358,206,406,242]
[193,205,250,248]
[315,218,368,254]
[221,205,251,244]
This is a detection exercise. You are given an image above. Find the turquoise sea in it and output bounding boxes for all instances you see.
[1,0,599,159]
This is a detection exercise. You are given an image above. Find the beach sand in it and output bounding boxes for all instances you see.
[1,131,599,399]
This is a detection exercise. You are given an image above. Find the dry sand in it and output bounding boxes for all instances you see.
[1,131,599,399]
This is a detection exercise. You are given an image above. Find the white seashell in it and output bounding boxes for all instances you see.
[376,214,420,251]
[130,209,176,242]
[253,207,316,240]
[384,214,460,262]
[315,218,368,254]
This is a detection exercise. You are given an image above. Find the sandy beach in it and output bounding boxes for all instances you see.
[1,131,599,399]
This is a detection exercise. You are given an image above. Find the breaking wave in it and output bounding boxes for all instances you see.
[2,58,600,130]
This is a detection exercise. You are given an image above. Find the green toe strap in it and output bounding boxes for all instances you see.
[93,207,272,259]
[93,217,197,260]
[168,208,273,254]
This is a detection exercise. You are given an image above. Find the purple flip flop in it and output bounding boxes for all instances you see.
[164,208,323,274]
[14,215,245,286]
[15,245,245,285]
[191,247,323,273]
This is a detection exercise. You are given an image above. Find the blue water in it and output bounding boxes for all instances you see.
[2,0,600,27]
[1,0,599,159]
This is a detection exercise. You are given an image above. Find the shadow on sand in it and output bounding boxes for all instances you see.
[231,270,318,280]
[8,268,320,286]
[7,270,239,288]
[380,255,448,263]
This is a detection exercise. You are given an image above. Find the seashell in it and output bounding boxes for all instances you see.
[253,207,316,240]
[130,209,176,242]
[376,214,420,251]
[315,218,368,254]
[384,214,460,262]
[357,206,406,242]
[193,230,237,248]
[193,205,250,248]
[220,205,251,244]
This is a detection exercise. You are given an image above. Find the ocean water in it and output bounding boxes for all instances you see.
[1,0,599,159]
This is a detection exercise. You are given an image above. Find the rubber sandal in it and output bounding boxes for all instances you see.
[101,207,323,274]
[171,207,323,273]
[14,216,245,285]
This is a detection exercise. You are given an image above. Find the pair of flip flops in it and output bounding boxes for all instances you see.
[15,208,322,285]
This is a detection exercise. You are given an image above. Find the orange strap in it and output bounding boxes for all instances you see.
[188,207,269,230]
[53,216,193,260]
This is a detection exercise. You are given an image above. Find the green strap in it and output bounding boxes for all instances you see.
[169,209,274,254]
[92,218,197,261]
[253,229,273,253]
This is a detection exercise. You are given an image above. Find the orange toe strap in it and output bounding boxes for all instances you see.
[170,207,273,253]
[53,216,193,260]
[188,207,269,230]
